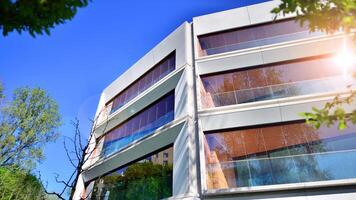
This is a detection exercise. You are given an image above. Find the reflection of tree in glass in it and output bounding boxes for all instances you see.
[210,66,291,106]
[92,162,173,200]
[264,66,296,99]
[248,143,331,186]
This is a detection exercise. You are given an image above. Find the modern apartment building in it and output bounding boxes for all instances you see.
[73,1,356,199]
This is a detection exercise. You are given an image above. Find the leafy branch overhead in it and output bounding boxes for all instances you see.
[272,0,356,130]
[301,87,356,130]
[271,0,356,34]
[0,0,90,37]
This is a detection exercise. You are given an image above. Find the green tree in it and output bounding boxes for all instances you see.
[0,0,90,37]
[0,81,3,99]
[92,162,173,200]
[272,0,356,34]
[272,0,356,130]
[0,166,46,200]
[0,87,61,168]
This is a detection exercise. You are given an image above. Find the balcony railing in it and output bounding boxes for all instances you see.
[201,76,354,108]
[200,31,323,57]
[102,111,174,158]
[206,149,356,189]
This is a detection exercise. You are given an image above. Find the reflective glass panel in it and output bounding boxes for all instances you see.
[204,122,356,190]
[91,146,173,200]
[198,19,323,56]
[200,56,355,108]
[109,52,175,114]
[103,92,174,157]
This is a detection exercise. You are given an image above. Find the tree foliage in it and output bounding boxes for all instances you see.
[0,87,61,168]
[0,0,90,37]
[0,166,46,200]
[301,87,356,130]
[271,0,356,34]
[272,0,356,130]
[92,162,173,200]
[0,81,3,99]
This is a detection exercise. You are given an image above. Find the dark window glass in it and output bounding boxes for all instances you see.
[102,92,175,157]
[108,52,175,114]
[204,122,356,190]
[200,56,355,108]
[198,19,323,56]
[91,146,173,200]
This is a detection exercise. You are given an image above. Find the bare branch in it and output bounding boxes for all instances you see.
[40,107,110,199]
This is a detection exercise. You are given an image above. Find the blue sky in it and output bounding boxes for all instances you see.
[0,0,269,197]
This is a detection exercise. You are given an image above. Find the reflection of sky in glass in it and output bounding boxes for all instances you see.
[201,56,355,108]
[103,92,174,157]
[205,122,356,189]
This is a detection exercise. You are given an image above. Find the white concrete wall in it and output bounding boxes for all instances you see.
[192,0,295,36]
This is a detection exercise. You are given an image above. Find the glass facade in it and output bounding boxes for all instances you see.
[108,52,175,114]
[200,56,355,108]
[198,19,323,56]
[103,92,175,157]
[91,146,173,200]
[204,122,356,190]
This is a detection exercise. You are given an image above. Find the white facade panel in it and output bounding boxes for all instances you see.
[192,7,250,36]
[247,0,296,24]
[200,106,282,131]
[196,50,264,75]
[305,191,356,200]
[261,37,344,64]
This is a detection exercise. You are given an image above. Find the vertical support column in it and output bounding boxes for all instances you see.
[173,66,200,199]
[171,21,201,200]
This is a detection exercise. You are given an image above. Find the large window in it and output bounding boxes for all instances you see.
[200,56,355,108]
[103,92,174,157]
[108,52,175,114]
[198,19,322,56]
[91,146,173,200]
[204,122,356,190]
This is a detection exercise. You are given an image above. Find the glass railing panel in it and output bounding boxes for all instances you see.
[200,55,356,109]
[102,92,175,158]
[103,111,174,157]
[198,19,324,57]
[206,150,356,188]
[204,122,356,190]
[202,76,355,108]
